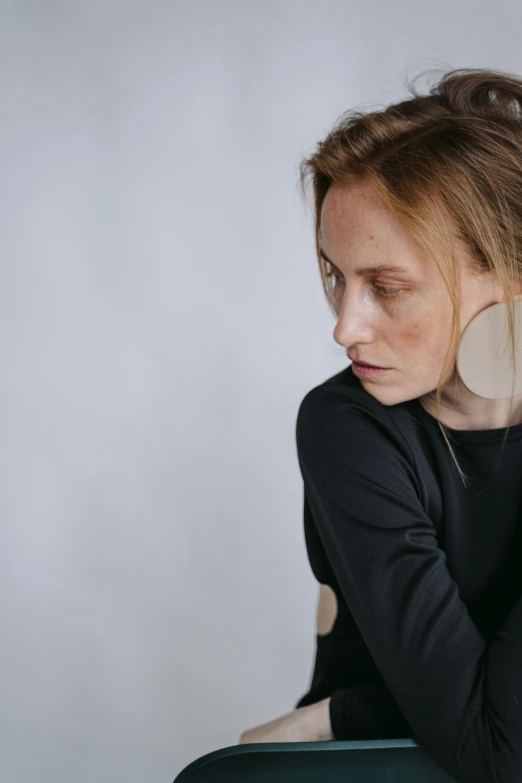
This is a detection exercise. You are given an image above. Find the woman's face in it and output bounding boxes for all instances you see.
[320,179,503,409]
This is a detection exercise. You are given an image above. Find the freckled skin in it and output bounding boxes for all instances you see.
[321,179,522,430]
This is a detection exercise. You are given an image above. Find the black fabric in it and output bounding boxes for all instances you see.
[294,364,522,783]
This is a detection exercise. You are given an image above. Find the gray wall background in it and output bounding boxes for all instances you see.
[0,1,518,781]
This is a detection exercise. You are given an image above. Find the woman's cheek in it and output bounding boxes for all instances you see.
[399,317,450,368]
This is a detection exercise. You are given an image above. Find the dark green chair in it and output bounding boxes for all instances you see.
[173,737,459,782]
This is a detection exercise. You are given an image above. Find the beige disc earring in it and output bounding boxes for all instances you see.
[457,297,522,399]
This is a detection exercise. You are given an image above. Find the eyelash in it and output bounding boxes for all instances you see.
[328,271,402,298]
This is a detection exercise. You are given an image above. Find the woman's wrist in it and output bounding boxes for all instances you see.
[301,696,334,741]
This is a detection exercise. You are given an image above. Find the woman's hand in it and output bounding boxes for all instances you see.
[238,697,333,744]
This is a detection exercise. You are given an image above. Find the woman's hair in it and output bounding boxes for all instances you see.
[299,67,522,485]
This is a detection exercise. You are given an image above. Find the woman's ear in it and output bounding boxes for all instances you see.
[316,583,338,636]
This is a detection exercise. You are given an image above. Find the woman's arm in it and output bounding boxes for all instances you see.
[296,582,413,739]
[239,697,333,744]
[297,384,522,783]
[328,683,413,739]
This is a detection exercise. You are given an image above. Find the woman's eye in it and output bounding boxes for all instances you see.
[373,284,402,296]
[328,271,401,297]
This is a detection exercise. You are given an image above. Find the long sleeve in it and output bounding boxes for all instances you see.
[294,624,413,737]
[296,384,522,783]
[328,683,413,739]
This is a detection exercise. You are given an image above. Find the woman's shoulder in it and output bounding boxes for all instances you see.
[296,364,435,512]
[297,364,427,463]
[298,363,413,426]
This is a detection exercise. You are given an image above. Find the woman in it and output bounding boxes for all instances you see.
[239,67,522,783]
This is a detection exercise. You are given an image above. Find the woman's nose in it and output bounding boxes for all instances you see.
[333,294,376,347]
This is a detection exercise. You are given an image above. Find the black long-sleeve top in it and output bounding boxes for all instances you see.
[294,363,522,783]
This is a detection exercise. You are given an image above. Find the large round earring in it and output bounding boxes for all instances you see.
[457,299,522,399]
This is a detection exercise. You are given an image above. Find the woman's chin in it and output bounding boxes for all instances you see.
[360,378,417,407]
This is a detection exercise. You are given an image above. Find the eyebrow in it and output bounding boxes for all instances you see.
[319,248,408,276]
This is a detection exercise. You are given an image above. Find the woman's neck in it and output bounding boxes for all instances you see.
[419,374,522,431]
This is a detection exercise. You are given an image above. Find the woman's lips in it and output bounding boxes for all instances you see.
[351,361,392,378]
[353,361,386,369]
[347,353,390,370]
